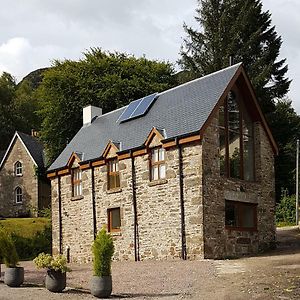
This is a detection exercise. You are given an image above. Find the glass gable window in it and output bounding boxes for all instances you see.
[218,90,255,180]
[107,159,120,190]
[150,148,166,181]
[15,186,23,203]
[72,168,82,197]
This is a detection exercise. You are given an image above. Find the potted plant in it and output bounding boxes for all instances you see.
[90,228,115,298]
[33,252,71,292]
[0,228,24,287]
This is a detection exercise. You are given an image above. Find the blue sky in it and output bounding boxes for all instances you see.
[0,0,299,111]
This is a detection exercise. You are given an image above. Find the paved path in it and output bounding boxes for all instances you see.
[0,226,300,299]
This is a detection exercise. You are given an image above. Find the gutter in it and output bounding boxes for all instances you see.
[91,166,97,239]
[58,176,63,254]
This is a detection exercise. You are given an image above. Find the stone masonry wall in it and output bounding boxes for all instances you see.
[52,138,204,262]
[0,138,39,217]
[202,116,275,258]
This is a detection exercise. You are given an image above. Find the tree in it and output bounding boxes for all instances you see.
[0,72,16,150]
[179,0,290,114]
[38,49,177,163]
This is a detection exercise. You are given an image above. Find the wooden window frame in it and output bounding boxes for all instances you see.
[219,91,255,181]
[225,200,257,231]
[72,168,82,197]
[107,159,120,190]
[149,147,166,181]
[107,207,121,232]
[15,186,23,203]
[15,161,23,176]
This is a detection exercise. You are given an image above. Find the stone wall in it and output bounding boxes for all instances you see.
[0,138,39,217]
[52,138,204,262]
[202,116,275,258]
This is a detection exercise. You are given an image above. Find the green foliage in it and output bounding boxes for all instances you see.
[92,228,114,277]
[180,0,290,114]
[33,252,71,273]
[37,48,177,163]
[0,228,19,267]
[276,192,296,225]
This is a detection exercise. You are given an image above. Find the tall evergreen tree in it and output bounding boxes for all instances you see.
[179,0,290,114]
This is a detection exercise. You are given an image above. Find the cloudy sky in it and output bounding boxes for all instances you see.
[0,0,299,111]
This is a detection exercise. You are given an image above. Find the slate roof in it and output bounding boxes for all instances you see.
[0,132,45,169]
[49,63,242,171]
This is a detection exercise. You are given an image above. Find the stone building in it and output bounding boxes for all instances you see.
[0,131,51,217]
[48,63,277,263]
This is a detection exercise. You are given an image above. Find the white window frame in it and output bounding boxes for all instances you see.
[15,186,23,204]
[15,161,23,176]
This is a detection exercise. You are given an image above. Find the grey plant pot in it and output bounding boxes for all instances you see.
[91,275,112,298]
[45,269,66,293]
[4,267,24,287]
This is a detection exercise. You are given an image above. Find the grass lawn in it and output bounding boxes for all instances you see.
[0,217,50,238]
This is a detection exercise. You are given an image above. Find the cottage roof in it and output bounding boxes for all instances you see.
[49,63,277,171]
[0,132,45,170]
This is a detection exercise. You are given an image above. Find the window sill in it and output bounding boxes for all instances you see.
[148,178,168,187]
[107,188,122,194]
[220,175,257,184]
[71,196,84,201]
[109,230,121,236]
[13,202,23,206]
[15,174,23,177]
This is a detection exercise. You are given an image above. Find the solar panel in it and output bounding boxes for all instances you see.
[118,92,158,123]
[117,98,143,123]
[130,93,158,119]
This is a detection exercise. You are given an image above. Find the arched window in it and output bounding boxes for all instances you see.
[15,187,23,203]
[15,161,23,176]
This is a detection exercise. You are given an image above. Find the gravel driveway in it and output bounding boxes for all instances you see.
[0,226,300,299]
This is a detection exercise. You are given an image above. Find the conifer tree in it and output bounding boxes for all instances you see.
[180,0,290,114]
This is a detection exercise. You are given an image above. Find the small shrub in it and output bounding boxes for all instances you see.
[276,194,296,225]
[33,253,71,273]
[92,228,114,277]
[0,228,19,267]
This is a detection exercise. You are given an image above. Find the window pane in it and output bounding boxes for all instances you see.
[225,201,237,227]
[159,164,166,179]
[229,130,240,178]
[111,208,121,230]
[243,135,254,181]
[240,205,255,228]
[152,166,159,180]
[159,148,165,161]
[152,149,159,162]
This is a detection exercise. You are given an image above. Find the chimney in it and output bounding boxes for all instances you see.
[229,55,234,66]
[83,105,102,125]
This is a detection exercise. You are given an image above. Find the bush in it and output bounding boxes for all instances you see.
[276,194,296,225]
[12,225,52,260]
[0,228,19,267]
[33,252,71,273]
[92,228,114,277]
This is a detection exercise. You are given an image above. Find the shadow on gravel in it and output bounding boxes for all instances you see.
[111,293,182,298]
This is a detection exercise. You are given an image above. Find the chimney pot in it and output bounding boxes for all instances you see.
[83,105,102,125]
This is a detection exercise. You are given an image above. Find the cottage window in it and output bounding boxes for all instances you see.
[150,147,166,181]
[108,207,121,232]
[107,159,120,190]
[15,161,23,176]
[72,168,82,197]
[225,200,257,231]
[15,187,23,203]
[219,91,255,180]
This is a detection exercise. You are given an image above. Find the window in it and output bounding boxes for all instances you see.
[108,207,121,232]
[15,161,23,176]
[15,187,23,203]
[225,200,257,230]
[150,147,166,181]
[72,168,82,197]
[218,91,255,180]
[107,159,120,190]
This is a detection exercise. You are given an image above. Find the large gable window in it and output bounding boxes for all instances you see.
[15,161,23,176]
[219,91,255,180]
[15,187,23,203]
[107,159,120,190]
[150,147,166,181]
[72,168,82,197]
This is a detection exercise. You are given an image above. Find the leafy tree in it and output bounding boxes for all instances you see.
[0,72,16,150]
[179,0,290,114]
[38,49,177,163]
[276,191,296,225]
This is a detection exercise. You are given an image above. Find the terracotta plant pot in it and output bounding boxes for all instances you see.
[90,275,112,298]
[45,269,66,292]
[4,267,24,287]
